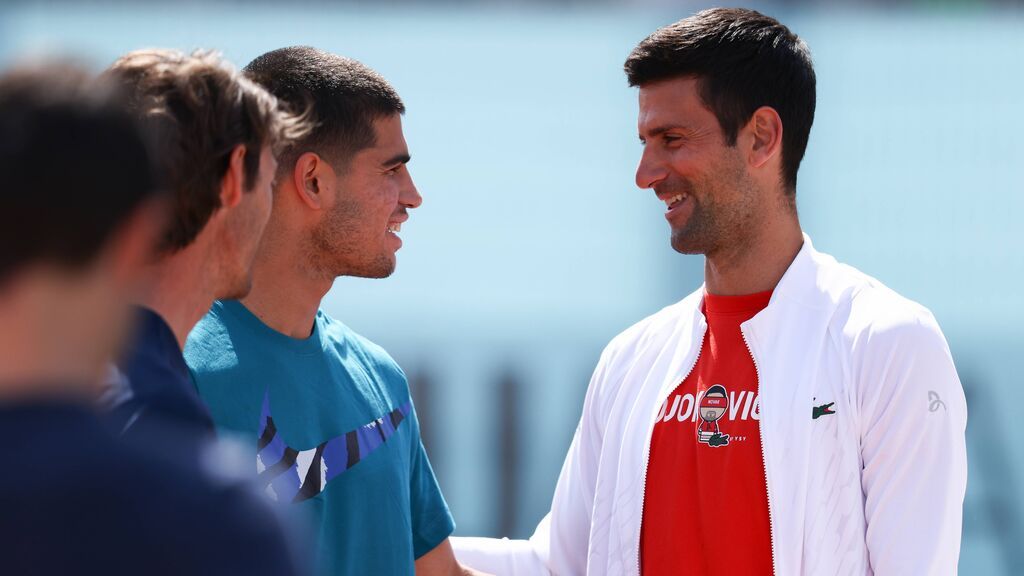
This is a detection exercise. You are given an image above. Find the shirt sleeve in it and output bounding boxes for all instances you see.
[408,405,457,559]
[856,309,968,575]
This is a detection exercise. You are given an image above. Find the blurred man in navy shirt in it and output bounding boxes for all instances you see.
[100,49,308,442]
[0,61,301,576]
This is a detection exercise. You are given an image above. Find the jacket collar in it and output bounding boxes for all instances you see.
[679,234,844,329]
[769,234,846,311]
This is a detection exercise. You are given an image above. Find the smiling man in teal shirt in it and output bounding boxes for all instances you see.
[187,302,451,574]
[185,47,481,576]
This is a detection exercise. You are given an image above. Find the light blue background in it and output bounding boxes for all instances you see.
[3,2,1020,572]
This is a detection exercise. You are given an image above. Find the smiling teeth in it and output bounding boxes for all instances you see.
[387,223,401,233]
[666,194,686,207]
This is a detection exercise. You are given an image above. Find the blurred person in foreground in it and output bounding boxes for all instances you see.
[453,8,967,576]
[0,62,300,575]
[100,49,308,446]
[185,46,485,576]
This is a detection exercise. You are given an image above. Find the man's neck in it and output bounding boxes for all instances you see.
[0,344,103,401]
[703,218,804,296]
[241,242,333,340]
[137,246,219,349]
[0,283,107,401]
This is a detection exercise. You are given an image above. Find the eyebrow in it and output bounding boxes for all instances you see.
[639,123,696,140]
[382,153,411,167]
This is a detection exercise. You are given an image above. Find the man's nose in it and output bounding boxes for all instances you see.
[635,146,668,190]
[401,171,422,209]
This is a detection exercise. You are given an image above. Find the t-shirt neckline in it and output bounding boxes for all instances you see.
[218,300,325,355]
[702,289,773,315]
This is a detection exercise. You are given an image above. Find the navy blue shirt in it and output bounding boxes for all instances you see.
[0,399,300,576]
[105,307,214,438]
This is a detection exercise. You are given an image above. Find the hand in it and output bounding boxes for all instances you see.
[415,538,494,576]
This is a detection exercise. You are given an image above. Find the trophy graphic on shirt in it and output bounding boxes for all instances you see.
[697,384,730,447]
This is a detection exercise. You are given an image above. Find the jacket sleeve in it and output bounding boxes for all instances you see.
[452,347,612,576]
[855,309,968,575]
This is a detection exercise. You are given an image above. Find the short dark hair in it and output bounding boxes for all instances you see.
[243,46,404,172]
[624,8,816,192]
[107,49,309,252]
[0,62,159,283]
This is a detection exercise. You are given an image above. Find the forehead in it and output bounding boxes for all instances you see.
[368,113,406,152]
[344,113,408,168]
[637,76,717,134]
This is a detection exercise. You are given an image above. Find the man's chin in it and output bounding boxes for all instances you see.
[217,276,253,301]
[363,263,397,280]
[346,255,396,280]
[671,232,708,255]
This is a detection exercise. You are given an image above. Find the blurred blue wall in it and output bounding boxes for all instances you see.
[2,3,1020,572]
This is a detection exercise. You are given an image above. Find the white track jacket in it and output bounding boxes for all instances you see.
[454,236,968,575]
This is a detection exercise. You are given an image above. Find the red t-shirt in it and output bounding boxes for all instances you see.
[640,290,774,576]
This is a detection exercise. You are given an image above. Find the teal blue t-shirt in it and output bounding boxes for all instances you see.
[184,301,454,576]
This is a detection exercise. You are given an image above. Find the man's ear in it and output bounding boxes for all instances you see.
[292,152,329,211]
[746,106,784,170]
[219,144,247,209]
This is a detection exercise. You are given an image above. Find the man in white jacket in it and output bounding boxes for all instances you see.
[453,7,967,576]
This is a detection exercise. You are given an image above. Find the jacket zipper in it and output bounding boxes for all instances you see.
[636,323,706,576]
[741,328,778,576]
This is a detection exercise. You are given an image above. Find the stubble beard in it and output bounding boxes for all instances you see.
[666,157,761,259]
[215,235,257,300]
[669,192,717,256]
[216,203,267,301]
[308,199,396,281]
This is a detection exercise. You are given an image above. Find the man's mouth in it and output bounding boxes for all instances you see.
[387,223,402,234]
[664,193,688,211]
